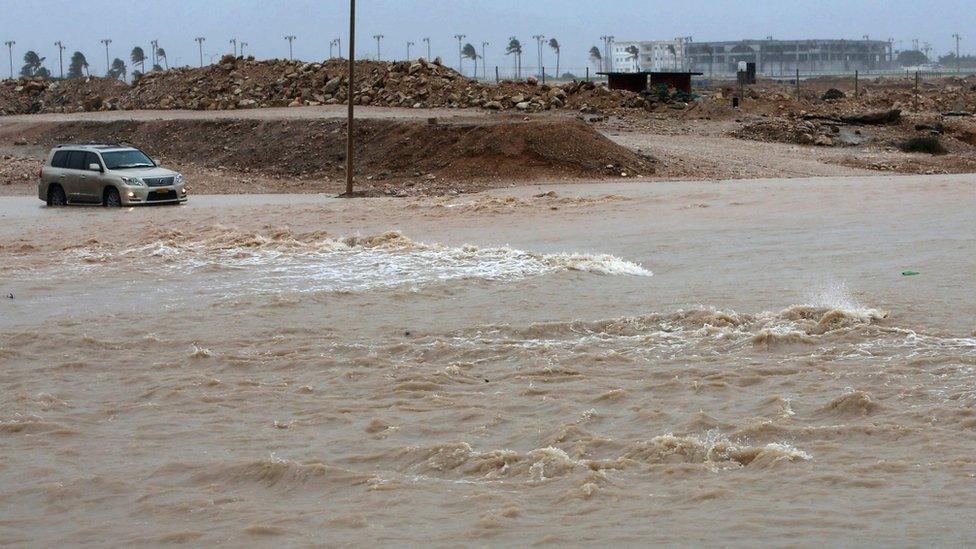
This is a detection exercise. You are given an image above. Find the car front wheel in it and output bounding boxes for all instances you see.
[48,185,67,207]
[104,188,122,207]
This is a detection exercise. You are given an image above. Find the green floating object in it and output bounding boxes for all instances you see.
[902,271,920,276]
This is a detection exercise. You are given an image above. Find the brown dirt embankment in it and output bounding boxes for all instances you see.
[0,117,654,195]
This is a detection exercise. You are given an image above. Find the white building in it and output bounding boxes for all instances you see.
[612,39,688,72]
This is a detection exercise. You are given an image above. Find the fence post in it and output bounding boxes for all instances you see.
[914,71,919,112]
[495,65,499,84]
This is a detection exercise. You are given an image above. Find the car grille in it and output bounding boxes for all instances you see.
[144,176,175,187]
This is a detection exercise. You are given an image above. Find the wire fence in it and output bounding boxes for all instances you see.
[452,65,605,83]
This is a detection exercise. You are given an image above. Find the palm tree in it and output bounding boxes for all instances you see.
[461,43,479,78]
[625,45,640,71]
[20,50,46,77]
[130,46,146,73]
[589,46,602,70]
[506,37,522,79]
[68,51,88,78]
[109,58,127,80]
[155,47,168,70]
[548,38,561,78]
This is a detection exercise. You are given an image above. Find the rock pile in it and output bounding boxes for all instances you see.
[0,76,127,114]
[0,56,649,115]
[122,55,648,113]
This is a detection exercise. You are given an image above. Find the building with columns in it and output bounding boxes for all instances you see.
[685,39,892,76]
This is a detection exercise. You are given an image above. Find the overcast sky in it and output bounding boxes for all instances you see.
[1,0,972,75]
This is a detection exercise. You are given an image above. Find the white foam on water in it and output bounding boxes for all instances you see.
[75,231,652,295]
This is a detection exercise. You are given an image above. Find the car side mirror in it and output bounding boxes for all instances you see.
[89,163,102,171]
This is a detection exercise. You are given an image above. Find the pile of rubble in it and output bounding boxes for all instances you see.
[732,118,850,147]
[122,55,651,113]
[0,55,655,116]
[0,76,127,114]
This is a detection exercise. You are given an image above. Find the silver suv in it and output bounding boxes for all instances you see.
[38,144,188,207]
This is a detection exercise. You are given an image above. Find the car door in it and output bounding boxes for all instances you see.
[61,150,87,202]
[46,150,70,196]
[77,152,105,202]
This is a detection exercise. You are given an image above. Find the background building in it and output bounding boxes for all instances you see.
[613,39,688,73]
[685,39,892,76]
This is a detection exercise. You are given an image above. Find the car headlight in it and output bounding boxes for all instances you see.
[174,173,184,185]
[121,177,146,187]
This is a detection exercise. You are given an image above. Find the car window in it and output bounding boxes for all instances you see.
[65,151,87,170]
[51,151,69,168]
[85,152,102,170]
[101,150,155,169]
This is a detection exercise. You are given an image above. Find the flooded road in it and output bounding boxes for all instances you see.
[1,174,975,546]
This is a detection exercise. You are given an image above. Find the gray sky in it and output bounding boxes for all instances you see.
[1,0,972,75]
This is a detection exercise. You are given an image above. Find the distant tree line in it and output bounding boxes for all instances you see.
[16,44,169,82]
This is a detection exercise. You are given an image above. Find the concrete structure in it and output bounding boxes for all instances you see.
[599,71,703,94]
[613,39,688,73]
[685,39,891,76]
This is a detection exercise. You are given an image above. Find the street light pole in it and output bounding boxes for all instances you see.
[373,34,383,61]
[406,41,414,61]
[600,35,614,72]
[150,39,158,68]
[285,35,296,60]
[422,37,430,61]
[5,41,14,80]
[454,34,466,75]
[953,34,962,73]
[532,34,544,76]
[55,41,66,78]
[240,42,248,57]
[482,41,489,80]
[345,0,356,196]
[230,38,237,57]
[100,39,112,76]
[195,37,205,67]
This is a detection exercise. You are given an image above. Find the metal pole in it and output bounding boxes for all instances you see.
[855,70,858,99]
[454,35,465,75]
[795,68,800,100]
[196,37,205,67]
[55,41,65,78]
[954,34,962,73]
[482,42,488,79]
[495,65,499,83]
[586,66,589,82]
[286,36,296,60]
[914,70,919,112]
[5,41,14,80]
[101,39,111,77]
[345,0,356,196]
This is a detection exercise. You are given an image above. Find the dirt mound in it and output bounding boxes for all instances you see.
[7,117,653,194]
[0,76,128,115]
[0,57,648,116]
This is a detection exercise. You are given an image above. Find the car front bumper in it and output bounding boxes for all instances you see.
[121,186,188,206]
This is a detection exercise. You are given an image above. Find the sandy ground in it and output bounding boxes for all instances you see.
[2,174,975,546]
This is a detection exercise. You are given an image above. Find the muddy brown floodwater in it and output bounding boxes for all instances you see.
[1,175,975,546]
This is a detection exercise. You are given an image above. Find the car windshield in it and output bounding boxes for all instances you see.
[101,150,155,169]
